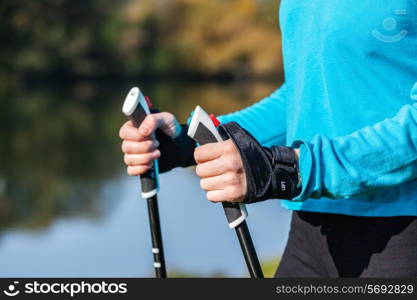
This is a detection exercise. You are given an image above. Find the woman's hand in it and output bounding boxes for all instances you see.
[193,137,300,203]
[194,140,247,203]
[119,112,180,176]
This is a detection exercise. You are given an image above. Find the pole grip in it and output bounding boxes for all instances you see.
[129,114,159,198]
[187,106,247,228]
[122,87,159,198]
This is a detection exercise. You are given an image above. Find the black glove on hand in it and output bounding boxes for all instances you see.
[155,124,197,173]
[218,122,301,203]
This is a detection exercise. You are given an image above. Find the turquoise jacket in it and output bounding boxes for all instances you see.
[220,0,417,216]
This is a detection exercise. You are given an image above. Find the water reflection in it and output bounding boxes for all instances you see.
[0,81,290,277]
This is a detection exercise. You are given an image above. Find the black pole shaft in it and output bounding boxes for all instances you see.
[146,195,167,278]
[235,222,264,278]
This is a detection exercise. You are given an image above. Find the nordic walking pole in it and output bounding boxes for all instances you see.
[188,106,264,278]
[122,87,167,278]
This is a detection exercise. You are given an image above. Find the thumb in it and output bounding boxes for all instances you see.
[138,112,180,138]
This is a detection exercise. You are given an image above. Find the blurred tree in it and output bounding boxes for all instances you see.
[0,0,282,86]
[119,0,282,79]
[0,0,127,86]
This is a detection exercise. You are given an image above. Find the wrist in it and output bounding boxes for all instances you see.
[294,148,300,161]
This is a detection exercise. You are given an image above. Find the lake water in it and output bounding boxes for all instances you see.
[0,80,291,277]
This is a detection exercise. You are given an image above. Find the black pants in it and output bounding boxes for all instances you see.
[276,211,417,277]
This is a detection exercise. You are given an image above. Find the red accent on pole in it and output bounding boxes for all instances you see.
[209,114,221,127]
[145,96,153,108]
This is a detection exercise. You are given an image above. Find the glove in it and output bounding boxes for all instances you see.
[218,122,301,203]
[155,124,197,173]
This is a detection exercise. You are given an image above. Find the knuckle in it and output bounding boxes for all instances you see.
[200,179,206,190]
[121,141,130,153]
[223,172,232,183]
[225,172,238,184]
[224,141,235,153]
[228,186,241,200]
[195,164,203,177]
[119,124,127,139]
[161,112,173,121]
[145,152,155,162]
[194,148,201,162]
[146,115,157,128]
[225,159,236,171]
[216,163,229,175]
[215,162,225,175]
[124,154,130,165]
[127,167,135,176]
[136,165,147,175]
[206,193,216,203]
[144,140,154,152]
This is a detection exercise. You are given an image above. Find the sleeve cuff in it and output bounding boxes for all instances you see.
[290,140,313,202]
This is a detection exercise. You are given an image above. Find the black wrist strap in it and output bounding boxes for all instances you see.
[218,122,300,203]
[148,109,196,173]
[155,124,197,173]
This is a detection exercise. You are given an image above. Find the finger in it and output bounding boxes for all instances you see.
[194,143,223,164]
[124,150,160,166]
[195,158,225,178]
[206,190,228,203]
[139,112,180,138]
[200,174,229,191]
[119,121,149,141]
[157,112,181,137]
[127,164,152,176]
[121,140,159,154]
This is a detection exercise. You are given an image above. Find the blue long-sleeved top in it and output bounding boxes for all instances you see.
[219,0,417,216]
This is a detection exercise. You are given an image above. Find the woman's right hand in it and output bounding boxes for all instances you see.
[119,112,180,176]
